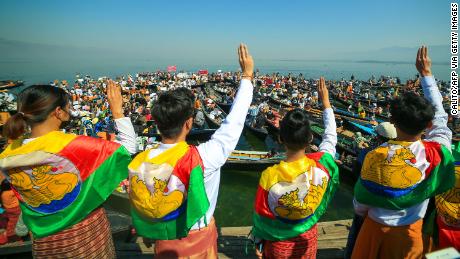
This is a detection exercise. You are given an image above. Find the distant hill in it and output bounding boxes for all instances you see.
[334,45,450,64]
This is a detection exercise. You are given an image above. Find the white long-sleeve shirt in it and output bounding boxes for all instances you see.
[146,79,253,230]
[354,75,452,226]
[319,108,337,157]
[112,117,137,154]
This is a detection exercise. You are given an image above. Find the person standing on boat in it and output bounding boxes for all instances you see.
[0,82,136,258]
[248,104,259,126]
[128,44,254,258]
[351,46,455,259]
[252,77,339,259]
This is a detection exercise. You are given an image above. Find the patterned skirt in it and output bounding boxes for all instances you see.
[263,224,318,259]
[32,207,115,259]
[154,218,218,259]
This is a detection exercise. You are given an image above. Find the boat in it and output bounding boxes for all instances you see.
[0,80,24,91]
[140,128,217,142]
[212,82,235,96]
[268,96,294,109]
[0,240,32,256]
[201,100,227,129]
[204,84,232,113]
[342,118,376,136]
[331,92,390,120]
[244,118,268,141]
[223,150,285,171]
[310,122,358,177]
[334,108,384,123]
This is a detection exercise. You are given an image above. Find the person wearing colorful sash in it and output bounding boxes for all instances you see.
[252,77,339,259]
[433,141,460,250]
[345,122,397,259]
[0,82,136,258]
[128,44,254,258]
[351,46,455,259]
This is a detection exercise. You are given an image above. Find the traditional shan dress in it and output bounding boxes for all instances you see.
[252,152,339,259]
[434,142,460,250]
[129,142,213,258]
[352,140,455,259]
[0,131,131,258]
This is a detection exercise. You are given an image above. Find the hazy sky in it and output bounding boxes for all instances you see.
[0,0,451,63]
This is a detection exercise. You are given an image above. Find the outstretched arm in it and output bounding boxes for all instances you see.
[416,46,452,149]
[107,80,137,154]
[318,77,337,156]
[198,44,254,173]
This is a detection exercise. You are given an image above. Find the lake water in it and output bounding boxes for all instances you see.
[0,58,451,86]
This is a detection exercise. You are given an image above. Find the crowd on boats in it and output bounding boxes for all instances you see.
[0,44,458,259]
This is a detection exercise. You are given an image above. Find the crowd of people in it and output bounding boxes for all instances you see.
[0,44,457,259]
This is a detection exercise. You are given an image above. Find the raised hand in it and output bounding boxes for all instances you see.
[318,77,331,109]
[238,43,254,79]
[107,80,124,119]
[415,46,432,77]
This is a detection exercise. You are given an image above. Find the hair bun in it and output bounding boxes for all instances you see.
[286,110,309,128]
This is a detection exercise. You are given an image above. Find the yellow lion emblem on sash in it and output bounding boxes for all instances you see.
[130,175,184,219]
[274,177,328,220]
[436,166,460,226]
[361,146,423,189]
[9,165,78,207]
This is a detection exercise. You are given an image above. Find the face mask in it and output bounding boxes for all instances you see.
[59,111,76,131]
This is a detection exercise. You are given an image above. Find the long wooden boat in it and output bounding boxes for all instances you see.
[204,85,232,113]
[0,80,24,90]
[342,118,376,136]
[268,96,294,109]
[201,101,227,129]
[223,150,285,171]
[244,118,268,141]
[331,92,390,120]
[140,128,216,142]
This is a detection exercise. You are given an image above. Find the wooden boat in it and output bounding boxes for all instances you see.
[0,240,32,256]
[309,122,358,177]
[201,100,227,129]
[204,85,232,113]
[334,108,384,123]
[0,80,24,90]
[331,92,390,120]
[268,96,294,109]
[141,128,216,142]
[223,150,285,171]
[244,118,268,141]
[342,118,376,136]
[212,83,234,96]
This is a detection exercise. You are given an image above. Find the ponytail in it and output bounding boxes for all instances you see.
[3,112,27,140]
[2,85,70,140]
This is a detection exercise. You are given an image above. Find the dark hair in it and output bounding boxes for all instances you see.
[3,85,70,140]
[0,180,11,191]
[375,135,390,145]
[151,87,195,139]
[390,92,434,135]
[279,109,312,151]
